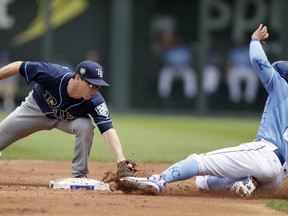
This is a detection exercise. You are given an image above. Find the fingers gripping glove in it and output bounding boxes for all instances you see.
[116,160,137,179]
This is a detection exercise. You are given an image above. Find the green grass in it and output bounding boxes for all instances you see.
[0,112,260,162]
[2,111,288,213]
[112,114,259,162]
[266,200,288,213]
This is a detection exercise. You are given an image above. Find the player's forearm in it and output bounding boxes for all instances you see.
[249,38,267,62]
[249,39,272,84]
[102,128,126,163]
[0,61,22,80]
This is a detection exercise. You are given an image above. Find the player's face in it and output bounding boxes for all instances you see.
[79,76,100,99]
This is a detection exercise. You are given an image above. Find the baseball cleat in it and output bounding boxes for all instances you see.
[119,175,165,195]
[231,176,257,197]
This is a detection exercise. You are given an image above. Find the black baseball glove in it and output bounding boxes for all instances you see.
[116,160,137,179]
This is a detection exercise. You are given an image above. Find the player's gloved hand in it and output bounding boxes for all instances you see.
[116,160,137,179]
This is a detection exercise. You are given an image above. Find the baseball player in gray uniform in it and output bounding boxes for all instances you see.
[119,24,288,197]
[0,60,134,178]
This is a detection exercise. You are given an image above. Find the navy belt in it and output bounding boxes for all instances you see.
[273,149,285,166]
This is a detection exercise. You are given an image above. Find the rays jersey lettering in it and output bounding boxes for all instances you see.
[95,102,109,118]
[43,90,74,120]
[43,91,57,107]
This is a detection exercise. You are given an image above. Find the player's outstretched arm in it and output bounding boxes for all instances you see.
[102,128,126,163]
[251,24,269,45]
[102,128,137,178]
[249,24,273,88]
[0,61,22,80]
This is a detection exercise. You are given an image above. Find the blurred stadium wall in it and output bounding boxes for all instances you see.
[0,0,286,115]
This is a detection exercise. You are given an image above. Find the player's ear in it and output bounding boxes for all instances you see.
[73,74,81,80]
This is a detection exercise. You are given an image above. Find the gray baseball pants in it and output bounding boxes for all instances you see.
[0,91,95,177]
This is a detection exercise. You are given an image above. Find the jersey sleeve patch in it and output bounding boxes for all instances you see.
[95,102,109,118]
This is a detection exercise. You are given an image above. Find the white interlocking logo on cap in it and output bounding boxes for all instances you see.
[96,69,103,78]
[80,68,86,75]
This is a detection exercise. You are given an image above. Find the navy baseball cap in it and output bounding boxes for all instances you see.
[75,60,109,86]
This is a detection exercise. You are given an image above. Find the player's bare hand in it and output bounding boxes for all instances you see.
[251,24,269,45]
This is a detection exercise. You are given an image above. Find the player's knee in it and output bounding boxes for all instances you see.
[75,118,94,134]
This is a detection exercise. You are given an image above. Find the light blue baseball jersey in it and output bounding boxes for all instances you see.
[250,38,288,162]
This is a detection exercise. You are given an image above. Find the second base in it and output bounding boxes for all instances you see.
[50,178,110,191]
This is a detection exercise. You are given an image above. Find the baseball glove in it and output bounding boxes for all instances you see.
[116,160,137,179]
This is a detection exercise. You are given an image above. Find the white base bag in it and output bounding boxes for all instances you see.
[49,178,110,191]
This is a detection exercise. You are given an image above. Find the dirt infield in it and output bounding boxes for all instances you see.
[0,160,288,216]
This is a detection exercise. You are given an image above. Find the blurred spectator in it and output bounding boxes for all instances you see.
[0,50,19,112]
[226,40,259,103]
[85,49,101,62]
[53,53,74,70]
[157,31,197,99]
[203,37,222,95]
